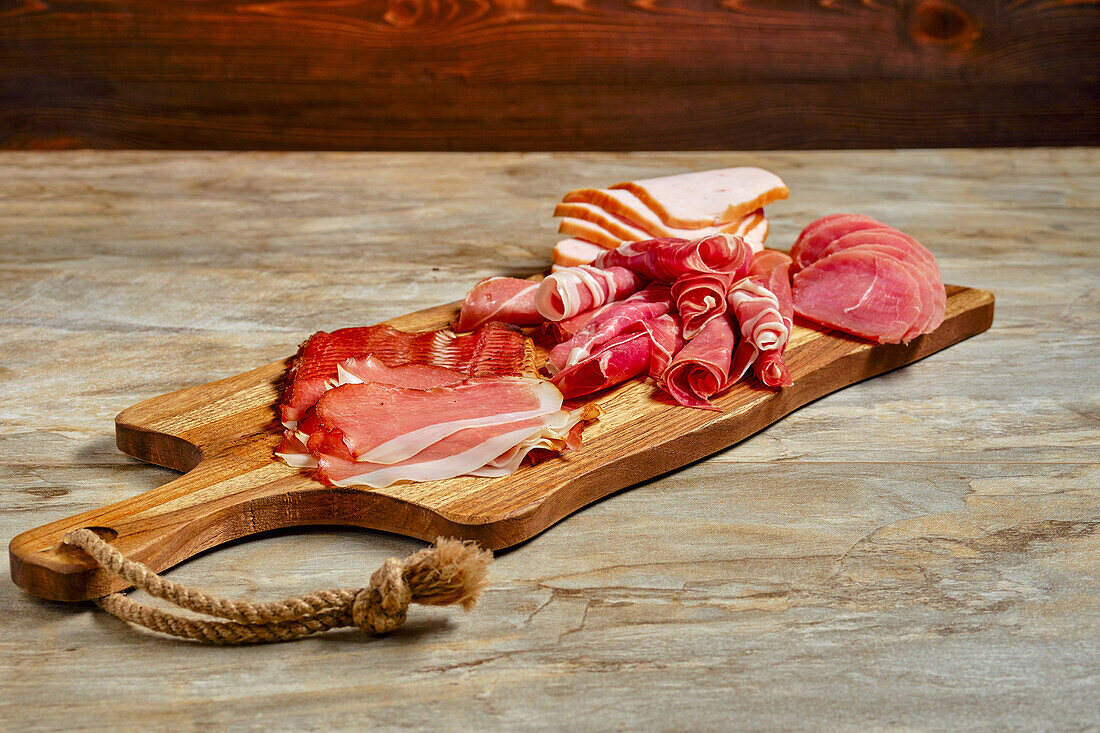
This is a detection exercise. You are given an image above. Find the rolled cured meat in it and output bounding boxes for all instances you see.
[453,277,542,332]
[659,314,736,410]
[547,283,673,373]
[729,279,790,354]
[592,233,754,282]
[535,265,647,322]
[671,271,732,340]
[551,312,681,398]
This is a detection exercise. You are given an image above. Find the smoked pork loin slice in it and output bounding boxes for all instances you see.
[792,249,926,344]
[790,214,883,273]
[610,167,789,228]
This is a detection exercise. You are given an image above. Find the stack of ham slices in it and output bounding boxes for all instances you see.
[275,323,597,487]
[789,214,946,344]
[551,167,789,270]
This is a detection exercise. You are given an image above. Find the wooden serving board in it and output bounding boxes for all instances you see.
[10,285,994,601]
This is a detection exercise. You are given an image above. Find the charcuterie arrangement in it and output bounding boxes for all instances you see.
[275,167,946,490]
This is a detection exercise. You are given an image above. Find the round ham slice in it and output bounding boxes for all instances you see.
[792,249,924,344]
[790,214,882,273]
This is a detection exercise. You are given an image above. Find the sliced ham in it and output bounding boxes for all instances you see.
[659,314,736,411]
[789,214,883,273]
[592,233,754,282]
[792,249,924,344]
[610,167,789,228]
[310,377,563,464]
[547,283,673,373]
[553,238,606,268]
[279,323,529,426]
[453,277,542,332]
[535,265,647,322]
[819,229,939,277]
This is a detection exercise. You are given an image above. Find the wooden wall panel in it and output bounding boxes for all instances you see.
[1,0,1097,149]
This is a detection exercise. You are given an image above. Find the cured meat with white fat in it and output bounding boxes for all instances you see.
[592,234,754,282]
[309,377,563,464]
[453,277,542,332]
[535,265,647,322]
[659,314,736,410]
[279,323,529,427]
[547,284,674,373]
[551,313,682,398]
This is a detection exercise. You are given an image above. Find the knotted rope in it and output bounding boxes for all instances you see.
[63,528,492,644]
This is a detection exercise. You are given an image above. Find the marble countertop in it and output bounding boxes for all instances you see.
[1,150,1096,730]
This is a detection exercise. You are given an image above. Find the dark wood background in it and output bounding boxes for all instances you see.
[1,0,1097,150]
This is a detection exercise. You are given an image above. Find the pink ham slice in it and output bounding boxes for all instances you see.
[550,313,681,398]
[660,314,736,410]
[453,277,542,332]
[592,234,754,282]
[279,323,528,426]
[314,416,551,488]
[535,265,647,322]
[553,238,606,268]
[792,249,924,344]
[309,377,563,464]
[610,167,788,228]
[790,214,883,273]
[547,284,673,373]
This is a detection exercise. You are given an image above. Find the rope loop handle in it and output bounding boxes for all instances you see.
[63,528,492,644]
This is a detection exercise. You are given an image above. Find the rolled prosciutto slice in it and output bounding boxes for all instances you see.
[671,271,733,339]
[535,265,647,322]
[550,313,681,398]
[547,283,673,373]
[793,249,924,344]
[592,233,754,282]
[309,377,563,464]
[729,279,791,353]
[453,277,542,332]
[279,323,529,426]
[659,314,736,410]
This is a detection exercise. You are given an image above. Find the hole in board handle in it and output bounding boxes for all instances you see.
[49,526,119,562]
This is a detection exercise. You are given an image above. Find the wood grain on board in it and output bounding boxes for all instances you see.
[9,285,995,601]
[2,1,1098,149]
[0,150,1096,731]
